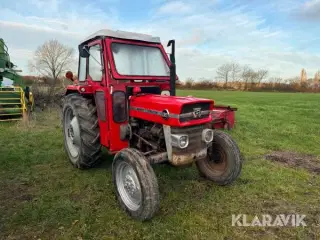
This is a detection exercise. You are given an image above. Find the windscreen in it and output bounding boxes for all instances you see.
[111,43,170,76]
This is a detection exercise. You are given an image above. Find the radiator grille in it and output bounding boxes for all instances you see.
[179,103,211,122]
[171,125,206,154]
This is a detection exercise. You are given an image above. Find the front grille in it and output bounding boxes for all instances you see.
[179,103,211,122]
[171,125,206,154]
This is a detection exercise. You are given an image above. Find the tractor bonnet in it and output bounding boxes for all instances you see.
[129,94,214,127]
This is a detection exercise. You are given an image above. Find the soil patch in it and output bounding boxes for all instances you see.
[0,181,34,205]
[69,193,84,202]
[265,151,320,174]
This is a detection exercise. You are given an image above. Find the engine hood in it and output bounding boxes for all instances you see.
[129,94,214,127]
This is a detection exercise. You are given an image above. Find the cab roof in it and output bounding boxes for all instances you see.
[81,29,161,44]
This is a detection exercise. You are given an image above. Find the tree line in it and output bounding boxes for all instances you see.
[215,62,268,89]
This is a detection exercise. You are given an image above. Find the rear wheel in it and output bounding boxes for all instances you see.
[196,130,242,185]
[62,94,102,169]
[112,148,160,221]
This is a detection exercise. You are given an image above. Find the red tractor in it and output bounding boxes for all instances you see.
[62,29,242,221]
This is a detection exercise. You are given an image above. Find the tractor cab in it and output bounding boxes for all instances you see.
[63,29,242,221]
[65,29,214,154]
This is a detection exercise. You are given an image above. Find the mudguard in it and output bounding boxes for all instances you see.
[65,84,94,95]
[211,105,237,130]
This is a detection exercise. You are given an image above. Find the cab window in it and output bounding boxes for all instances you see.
[78,56,87,81]
[88,45,103,81]
[112,91,127,123]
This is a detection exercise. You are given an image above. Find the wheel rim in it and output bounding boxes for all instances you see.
[115,161,142,211]
[207,142,228,176]
[64,107,80,161]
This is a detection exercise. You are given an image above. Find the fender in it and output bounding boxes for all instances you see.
[211,105,237,130]
[65,85,94,95]
[64,84,110,147]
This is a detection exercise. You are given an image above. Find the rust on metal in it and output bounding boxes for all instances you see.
[207,143,228,175]
[170,148,207,166]
[148,152,168,164]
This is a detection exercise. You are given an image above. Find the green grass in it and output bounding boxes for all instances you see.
[0,90,320,239]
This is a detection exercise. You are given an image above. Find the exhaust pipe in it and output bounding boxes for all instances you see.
[167,40,176,96]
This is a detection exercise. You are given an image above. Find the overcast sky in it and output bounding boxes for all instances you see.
[1,0,320,81]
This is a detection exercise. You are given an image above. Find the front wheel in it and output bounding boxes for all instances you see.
[112,148,160,221]
[196,130,242,185]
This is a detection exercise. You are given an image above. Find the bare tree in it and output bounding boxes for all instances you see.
[216,63,233,87]
[230,63,241,82]
[270,77,283,83]
[29,39,74,89]
[249,71,259,88]
[256,69,269,83]
[240,66,268,89]
[185,77,194,88]
[241,65,253,90]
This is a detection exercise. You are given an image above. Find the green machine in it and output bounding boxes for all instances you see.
[0,38,33,121]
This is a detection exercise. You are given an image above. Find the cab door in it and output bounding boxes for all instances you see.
[86,40,110,147]
[104,39,129,152]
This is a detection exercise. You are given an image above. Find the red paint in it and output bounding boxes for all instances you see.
[211,106,237,130]
[130,94,213,127]
[66,84,93,94]
[132,86,141,95]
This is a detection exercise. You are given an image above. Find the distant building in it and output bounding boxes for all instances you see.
[314,71,319,89]
[300,68,307,84]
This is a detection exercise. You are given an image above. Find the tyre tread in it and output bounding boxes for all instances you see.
[63,93,102,169]
[196,130,242,185]
[112,148,160,221]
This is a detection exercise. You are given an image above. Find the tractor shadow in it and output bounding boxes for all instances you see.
[93,150,114,169]
[151,163,235,218]
[153,162,198,181]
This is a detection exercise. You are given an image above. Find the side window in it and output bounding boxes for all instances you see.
[78,56,86,81]
[88,45,103,81]
[112,91,127,123]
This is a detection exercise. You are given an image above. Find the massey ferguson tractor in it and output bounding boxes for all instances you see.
[62,29,242,221]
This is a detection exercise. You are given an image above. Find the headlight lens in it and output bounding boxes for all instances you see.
[171,134,189,149]
[161,90,170,96]
[179,136,189,148]
[202,129,214,143]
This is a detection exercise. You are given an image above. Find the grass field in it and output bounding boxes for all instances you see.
[0,90,320,239]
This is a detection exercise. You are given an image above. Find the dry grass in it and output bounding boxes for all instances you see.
[15,107,61,131]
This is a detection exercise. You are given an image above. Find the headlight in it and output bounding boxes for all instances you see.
[202,129,214,143]
[171,134,189,149]
[161,90,170,96]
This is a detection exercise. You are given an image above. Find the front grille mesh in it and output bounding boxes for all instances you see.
[171,125,206,154]
[179,103,211,122]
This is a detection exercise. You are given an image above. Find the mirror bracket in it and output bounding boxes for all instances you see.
[79,44,90,58]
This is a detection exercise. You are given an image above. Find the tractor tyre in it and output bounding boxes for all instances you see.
[196,130,242,185]
[112,148,160,221]
[62,93,102,169]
